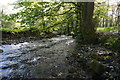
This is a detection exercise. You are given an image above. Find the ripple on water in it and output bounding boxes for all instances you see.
[6,53,21,58]
[27,57,41,63]
[0,61,18,69]
[0,42,29,52]
[0,68,13,78]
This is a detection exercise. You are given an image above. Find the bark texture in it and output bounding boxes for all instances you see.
[77,2,97,43]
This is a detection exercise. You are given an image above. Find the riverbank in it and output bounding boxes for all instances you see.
[1,30,58,45]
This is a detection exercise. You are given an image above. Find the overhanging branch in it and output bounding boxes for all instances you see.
[45,7,75,16]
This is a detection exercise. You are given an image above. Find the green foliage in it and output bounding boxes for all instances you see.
[94,2,108,18]
[4,2,77,36]
[0,27,24,33]
[94,2,117,27]
[111,39,120,52]
[103,37,120,53]
[93,2,109,27]
[1,21,14,28]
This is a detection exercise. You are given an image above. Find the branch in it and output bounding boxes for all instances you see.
[71,2,81,7]
[45,7,74,16]
[55,7,74,16]
[42,19,67,31]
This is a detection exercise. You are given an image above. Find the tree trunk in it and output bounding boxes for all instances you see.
[110,19,113,27]
[77,2,97,43]
[115,18,118,26]
[67,21,70,35]
[105,19,108,27]
[103,18,105,27]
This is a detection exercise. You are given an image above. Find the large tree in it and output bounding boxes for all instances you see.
[75,2,97,43]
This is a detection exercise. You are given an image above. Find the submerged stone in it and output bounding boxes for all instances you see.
[0,49,3,53]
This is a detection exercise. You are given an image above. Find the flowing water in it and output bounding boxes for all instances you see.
[0,35,76,79]
[1,35,119,79]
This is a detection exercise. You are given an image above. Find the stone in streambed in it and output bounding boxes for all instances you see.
[87,60,106,79]
[0,49,3,53]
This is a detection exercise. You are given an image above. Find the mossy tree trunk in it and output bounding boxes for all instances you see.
[76,2,97,43]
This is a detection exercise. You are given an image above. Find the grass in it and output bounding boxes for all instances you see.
[0,27,39,33]
[96,26,120,32]
[1,26,119,33]
[97,26,120,53]
[0,27,27,33]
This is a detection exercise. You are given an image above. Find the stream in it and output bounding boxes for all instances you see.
[1,35,120,79]
[0,35,76,79]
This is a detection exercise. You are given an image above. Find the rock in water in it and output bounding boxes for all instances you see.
[87,60,106,79]
[0,49,3,53]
